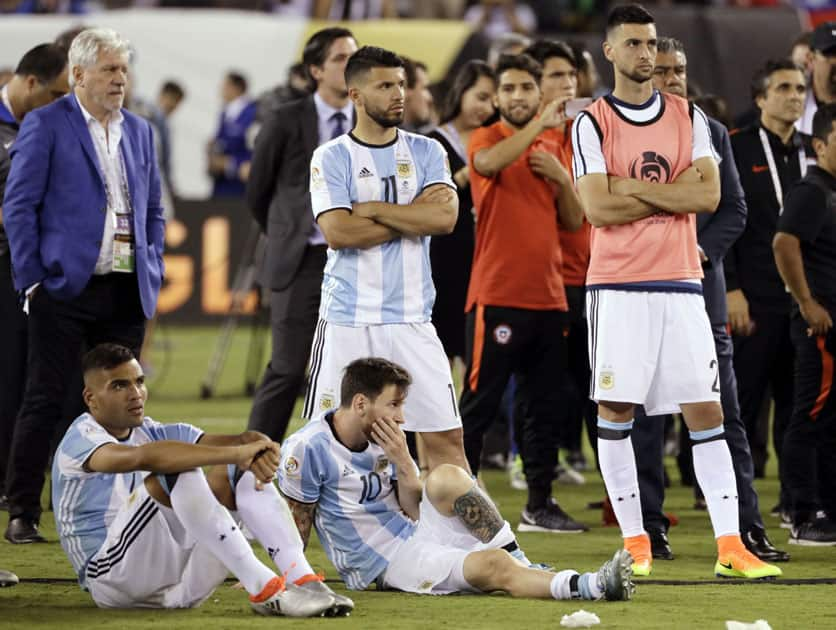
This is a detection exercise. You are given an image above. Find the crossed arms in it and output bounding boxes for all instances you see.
[316,184,458,250]
[577,156,721,227]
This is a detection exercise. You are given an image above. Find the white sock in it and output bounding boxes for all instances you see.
[597,418,644,538]
[549,570,577,600]
[691,430,739,538]
[168,469,276,596]
[235,471,315,584]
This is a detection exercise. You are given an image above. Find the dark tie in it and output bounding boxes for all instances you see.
[330,112,346,140]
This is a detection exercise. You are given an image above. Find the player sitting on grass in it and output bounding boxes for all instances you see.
[279,357,635,601]
[52,343,352,617]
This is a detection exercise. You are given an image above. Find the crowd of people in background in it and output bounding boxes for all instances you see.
[0,0,834,615]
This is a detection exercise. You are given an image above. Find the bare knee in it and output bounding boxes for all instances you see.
[463,549,516,593]
[598,401,635,422]
[425,463,473,515]
[681,401,724,431]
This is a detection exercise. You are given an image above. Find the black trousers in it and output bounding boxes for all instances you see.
[5,273,146,521]
[248,245,325,442]
[460,305,568,500]
[560,285,598,456]
[782,311,836,523]
[633,323,763,532]
[733,309,794,496]
[0,251,27,494]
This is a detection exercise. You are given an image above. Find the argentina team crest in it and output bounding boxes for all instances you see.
[629,151,672,183]
[396,160,412,178]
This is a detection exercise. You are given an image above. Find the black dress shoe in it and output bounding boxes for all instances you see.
[4,517,47,544]
[649,528,674,560]
[743,527,790,562]
[0,495,8,511]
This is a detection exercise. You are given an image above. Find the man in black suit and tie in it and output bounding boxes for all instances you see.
[627,37,789,563]
[246,27,357,441]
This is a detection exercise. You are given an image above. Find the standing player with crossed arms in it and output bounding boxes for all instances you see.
[571,4,782,579]
[303,46,467,473]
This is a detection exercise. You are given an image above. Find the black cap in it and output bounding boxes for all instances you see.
[812,21,836,54]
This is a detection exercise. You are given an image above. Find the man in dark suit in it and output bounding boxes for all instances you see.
[628,38,788,563]
[246,27,357,441]
[0,43,69,511]
[2,28,165,543]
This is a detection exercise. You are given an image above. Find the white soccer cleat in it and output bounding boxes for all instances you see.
[249,577,338,617]
[296,575,354,617]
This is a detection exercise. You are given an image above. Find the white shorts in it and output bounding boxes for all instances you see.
[303,320,462,433]
[86,485,229,609]
[381,489,479,595]
[586,289,721,416]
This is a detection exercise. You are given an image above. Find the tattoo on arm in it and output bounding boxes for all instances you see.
[452,486,504,543]
[282,492,317,550]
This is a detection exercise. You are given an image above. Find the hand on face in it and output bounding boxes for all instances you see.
[370,415,409,464]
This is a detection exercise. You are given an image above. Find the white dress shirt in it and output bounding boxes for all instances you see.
[77,96,131,275]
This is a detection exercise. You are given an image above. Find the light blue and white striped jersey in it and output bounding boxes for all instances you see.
[51,413,203,588]
[310,130,455,326]
[277,411,416,590]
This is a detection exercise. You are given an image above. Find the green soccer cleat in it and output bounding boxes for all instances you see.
[714,548,783,579]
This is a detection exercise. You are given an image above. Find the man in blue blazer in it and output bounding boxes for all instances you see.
[2,27,165,543]
[625,37,788,565]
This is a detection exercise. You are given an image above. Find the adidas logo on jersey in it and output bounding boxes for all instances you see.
[358,167,374,178]
[342,465,356,477]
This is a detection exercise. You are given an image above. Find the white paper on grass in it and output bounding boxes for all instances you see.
[560,610,601,628]
[726,621,773,630]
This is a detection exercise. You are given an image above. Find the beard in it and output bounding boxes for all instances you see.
[621,66,653,85]
[499,103,536,128]
[366,104,403,128]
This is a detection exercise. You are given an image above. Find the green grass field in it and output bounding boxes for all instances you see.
[2,325,835,629]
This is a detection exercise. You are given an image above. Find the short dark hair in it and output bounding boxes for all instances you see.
[15,43,67,84]
[495,53,542,85]
[302,26,355,82]
[440,59,495,124]
[525,39,576,70]
[750,58,802,102]
[344,46,404,87]
[340,358,412,407]
[403,57,429,89]
[606,4,655,35]
[82,344,136,376]
[161,80,184,100]
[226,71,247,94]
[657,36,685,56]
[812,102,836,142]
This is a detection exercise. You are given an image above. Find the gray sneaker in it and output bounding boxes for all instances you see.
[596,549,635,601]
[250,579,337,617]
[297,578,355,617]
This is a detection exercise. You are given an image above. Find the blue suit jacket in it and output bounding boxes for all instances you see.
[697,117,747,326]
[3,93,165,319]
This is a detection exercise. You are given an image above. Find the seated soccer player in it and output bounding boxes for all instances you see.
[52,343,353,617]
[278,357,635,601]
